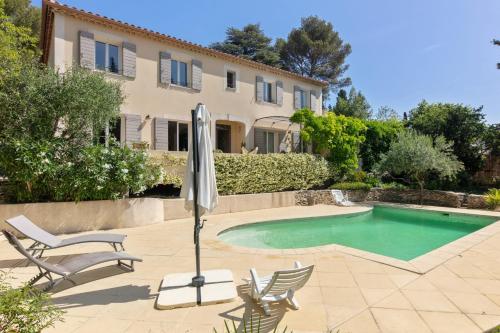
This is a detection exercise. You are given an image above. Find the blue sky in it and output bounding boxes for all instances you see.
[52,0,499,123]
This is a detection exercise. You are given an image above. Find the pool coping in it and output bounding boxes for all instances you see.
[206,203,500,274]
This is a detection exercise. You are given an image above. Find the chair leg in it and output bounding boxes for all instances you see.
[261,301,271,316]
[289,296,300,310]
[288,290,300,310]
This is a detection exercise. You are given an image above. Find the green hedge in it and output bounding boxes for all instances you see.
[155,153,332,195]
[329,181,372,191]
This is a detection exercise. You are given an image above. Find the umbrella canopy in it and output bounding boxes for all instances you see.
[180,104,218,215]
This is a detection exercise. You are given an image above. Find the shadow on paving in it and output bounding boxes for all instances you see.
[50,284,154,310]
[35,264,143,294]
[218,284,291,333]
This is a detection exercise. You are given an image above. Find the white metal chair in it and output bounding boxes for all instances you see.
[247,261,314,315]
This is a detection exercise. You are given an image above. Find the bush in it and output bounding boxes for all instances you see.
[0,272,64,332]
[485,188,500,210]
[1,139,163,202]
[380,182,409,190]
[158,153,332,195]
[330,181,372,191]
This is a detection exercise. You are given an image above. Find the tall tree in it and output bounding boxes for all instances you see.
[408,100,487,175]
[279,16,351,101]
[2,0,40,37]
[0,3,39,83]
[210,24,280,67]
[375,130,463,204]
[331,87,371,119]
[375,106,399,120]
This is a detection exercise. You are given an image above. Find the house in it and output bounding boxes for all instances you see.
[40,0,327,154]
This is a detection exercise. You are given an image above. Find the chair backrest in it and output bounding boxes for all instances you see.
[5,215,61,248]
[1,230,65,276]
[331,190,345,203]
[261,264,314,297]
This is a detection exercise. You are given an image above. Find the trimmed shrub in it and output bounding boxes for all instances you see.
[330,181,372,191]
[158,153,332,195]
[1,139,163,203]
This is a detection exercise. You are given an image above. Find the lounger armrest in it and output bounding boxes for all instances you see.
[294,261,303,269]
[250,268,264,294]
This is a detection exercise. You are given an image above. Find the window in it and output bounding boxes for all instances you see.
[171,60,188,87]
[226,71,236,89]
[263,82,273,103]
[168,121,189,151]
[178,123,188,151]
[299,89,308,108]
[95,41,119,73]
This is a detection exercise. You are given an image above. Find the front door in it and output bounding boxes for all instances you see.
[216,124,231,153]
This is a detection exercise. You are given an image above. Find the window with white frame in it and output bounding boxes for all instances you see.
[171,60,188,87]
[95,41,119,73]
[263,82,273,103]
[167,121,189,151]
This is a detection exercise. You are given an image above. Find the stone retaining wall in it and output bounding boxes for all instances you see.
[296,188,488,209]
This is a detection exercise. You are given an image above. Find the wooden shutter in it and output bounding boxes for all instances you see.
[159,52,171,84]
[310,90,317,111]
[255,76,264,102]
[153,118,169,150]
[79,31,95,69]
[124,114,141,145]
[254,128,266,153]
[276,81,283,106]
[191,60,202,91]
[293,86,301,109]
[122,42,136,78]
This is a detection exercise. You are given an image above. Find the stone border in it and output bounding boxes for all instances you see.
[208,203,500,274]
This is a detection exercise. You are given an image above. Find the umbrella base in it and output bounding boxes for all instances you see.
[156,269,236,310]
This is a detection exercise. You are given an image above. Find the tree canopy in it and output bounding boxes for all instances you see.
[290,108,366,176]
[375,130,463,202]
[375,106,399,121]
[0,3,39,83]
[209,24,280,67]
[408,100,487,175]
[359,119,404,172]
[279,16,351,101]
[330,87,372,119]
[2,0,40,37]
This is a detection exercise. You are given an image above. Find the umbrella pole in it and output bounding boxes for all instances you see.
[190,108,204,305]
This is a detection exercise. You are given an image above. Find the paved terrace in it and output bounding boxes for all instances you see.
[1,205,500,333]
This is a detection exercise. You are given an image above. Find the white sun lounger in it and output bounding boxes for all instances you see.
[331,189,354,206]
[246,261,314,316]
[5,215,126,257]
[2,229,142,291]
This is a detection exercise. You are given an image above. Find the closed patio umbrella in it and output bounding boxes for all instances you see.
[180,103,218,304]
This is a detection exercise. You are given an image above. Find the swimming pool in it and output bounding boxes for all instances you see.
[218,206,498,260]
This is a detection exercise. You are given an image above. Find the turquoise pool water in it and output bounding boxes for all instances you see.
[218,206,498,260]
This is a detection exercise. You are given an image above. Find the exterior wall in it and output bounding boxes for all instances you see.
[48,13,323,152]
[0,192,298,236]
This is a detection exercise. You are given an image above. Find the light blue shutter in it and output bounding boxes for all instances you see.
[79,31,95,69]
[191,59,202,91]
[159,52,171,84]
[153,118,169,150]
[256,76,264,102]
[122,42,136,78]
